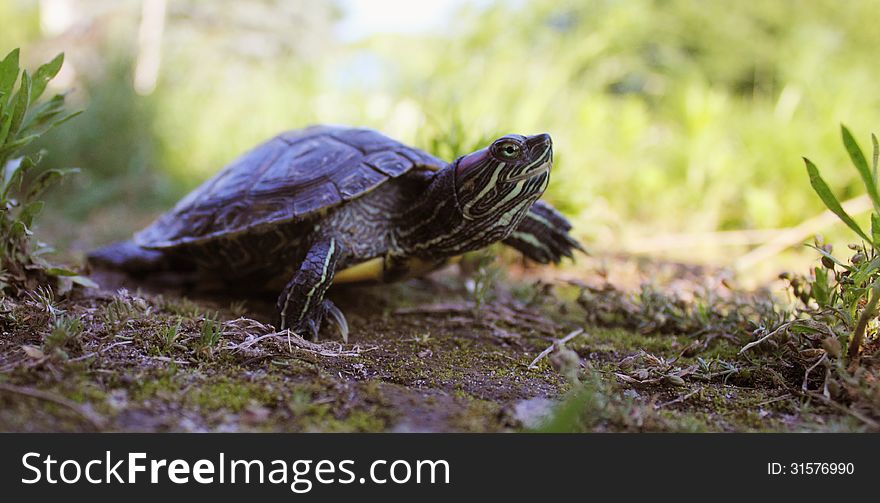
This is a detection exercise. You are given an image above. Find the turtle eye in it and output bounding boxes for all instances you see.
[494,140,521,160]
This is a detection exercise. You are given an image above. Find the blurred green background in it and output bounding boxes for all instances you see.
[2,0,879,278]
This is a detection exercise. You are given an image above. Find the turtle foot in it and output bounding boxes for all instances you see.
[322,299,350,343]
[282,299,349,343]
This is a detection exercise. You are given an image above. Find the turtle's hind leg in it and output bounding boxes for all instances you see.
[276,237,349,342]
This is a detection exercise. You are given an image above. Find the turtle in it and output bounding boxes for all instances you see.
[88,126,584,340]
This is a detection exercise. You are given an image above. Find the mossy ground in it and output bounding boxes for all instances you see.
[0,258,873,432]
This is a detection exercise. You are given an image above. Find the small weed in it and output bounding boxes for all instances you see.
[743,125,880,427]
[537,370,707,433]
[193,312,222,358]
[466,251,502,310]
[574,278,778,343]
[287,390,316,417]
[158,318,183,355]
[44,315,83,360]
[102,290,148,325]
[0,48,86,296]
[410,332,432,344]
[798,126,880,358]
[26,285,63,318]
[511,280,556,308]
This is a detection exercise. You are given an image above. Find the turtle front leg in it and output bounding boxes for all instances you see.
[276,237,349,342]
[503,200,586,264]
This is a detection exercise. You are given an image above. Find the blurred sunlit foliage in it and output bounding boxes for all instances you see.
[2,0,879,268]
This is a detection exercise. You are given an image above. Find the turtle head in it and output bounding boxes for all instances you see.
[453,133,553,222]
[395,133,553,258]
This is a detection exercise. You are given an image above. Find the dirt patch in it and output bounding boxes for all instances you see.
[0,261,873,432]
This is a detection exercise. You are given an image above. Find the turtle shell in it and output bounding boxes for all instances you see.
[134,126,446,249]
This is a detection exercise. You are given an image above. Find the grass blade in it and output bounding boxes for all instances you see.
[872,133,878,183]
[841,125,880,213]
[873,213,880,249]
[805,243,852,270]
[804,157,871,243]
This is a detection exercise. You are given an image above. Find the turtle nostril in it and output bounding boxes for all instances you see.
[526,134,552,159]
[526,133,552,152]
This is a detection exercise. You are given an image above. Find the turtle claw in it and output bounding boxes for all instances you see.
[503,200,586,264]
[280,299,349,343]
[307,319,320,342]
[322,299,349,343]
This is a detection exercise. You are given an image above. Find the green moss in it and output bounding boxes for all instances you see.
[447,397,503,432]
[576,327,688,355]
[299,406,388,432]
[127,372,182,402]
[187,380,273,412]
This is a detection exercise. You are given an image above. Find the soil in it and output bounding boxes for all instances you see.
[0,258,872,432]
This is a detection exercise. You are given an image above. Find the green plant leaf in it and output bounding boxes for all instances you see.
[789,322,826,335]
[805,243,852,270]
[22,93,65,132]
[18,200,44,228]
[0,48,19,104]
[23,102,82,138]
[0,133,39,161]
[0,156,20,194]
[0,49,81,296]
[841,125,880,213]
[69,275,99,289]
[27,167,79,200]
[813,266,830,306]
[851,254,880,286]
[44,266,79,277]
[873,213,880,249]
[872,133,878,183]
[9,70,31,137]
[804,157,871,243]
[52,109,81,127]
[1,155,34,198]
[0,108,13,148]
[9,219,26,239]
[29,53,63,104]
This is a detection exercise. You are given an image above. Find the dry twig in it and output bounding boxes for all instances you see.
[739,323,791,354]
[655,387,702,409]
[527,329,585,369]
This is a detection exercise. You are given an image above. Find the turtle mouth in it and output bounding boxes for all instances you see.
[505,160,551,183]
